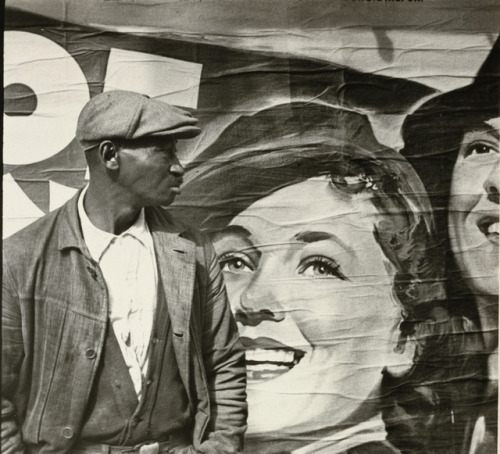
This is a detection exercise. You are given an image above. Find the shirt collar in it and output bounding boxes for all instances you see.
[77,185,152,262]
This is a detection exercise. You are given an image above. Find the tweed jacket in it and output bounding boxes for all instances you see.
[2,192,247,453]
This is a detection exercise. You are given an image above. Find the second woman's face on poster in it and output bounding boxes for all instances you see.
[448,116,499,297]
[210,176,410,440]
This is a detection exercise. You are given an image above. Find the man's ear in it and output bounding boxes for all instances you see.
[99,140,119,170]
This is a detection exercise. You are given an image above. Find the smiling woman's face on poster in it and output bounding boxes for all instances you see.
[402,44,499,339]
[172,102,445,452]
[210,176,407,440]
[448,116,499,297]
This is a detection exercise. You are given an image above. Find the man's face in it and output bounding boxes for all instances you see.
[116,137,185,207]
[448,117,499,297]
[210,177,409,449]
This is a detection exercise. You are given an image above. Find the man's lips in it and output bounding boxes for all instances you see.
[478,215,499,245]
[241,336,306,382]
[170,180,183,194]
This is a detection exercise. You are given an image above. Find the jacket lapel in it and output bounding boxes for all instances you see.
[148,209,196,391]
[156,234,196,337]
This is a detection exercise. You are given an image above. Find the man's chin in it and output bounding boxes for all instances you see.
[158,196,176,208]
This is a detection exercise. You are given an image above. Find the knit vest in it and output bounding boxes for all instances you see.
[80,280,191,444]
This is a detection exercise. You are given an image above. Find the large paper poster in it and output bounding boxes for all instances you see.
[3,1,499,453]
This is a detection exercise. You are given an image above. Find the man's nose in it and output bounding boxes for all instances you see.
[235,265,285,327]
[169,163,185,177]
[483,160,499,204]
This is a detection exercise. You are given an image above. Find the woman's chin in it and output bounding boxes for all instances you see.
[245,352,378,436]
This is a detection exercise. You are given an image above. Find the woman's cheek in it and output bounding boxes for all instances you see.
[290,278,394,314]
[449,161,484,210]
[286,279,398,342]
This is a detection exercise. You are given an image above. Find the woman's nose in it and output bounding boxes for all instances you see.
[483,160,499,205]
[235,263,285,326]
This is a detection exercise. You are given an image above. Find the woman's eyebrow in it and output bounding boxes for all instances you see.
[209,226,261,257]
[465,125,499,140]
[209,225,252,239]
[293,230,353,253]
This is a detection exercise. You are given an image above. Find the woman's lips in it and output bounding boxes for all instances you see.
[241,336,306,382]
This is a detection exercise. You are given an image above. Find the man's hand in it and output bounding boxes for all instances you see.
[1,420,24,454]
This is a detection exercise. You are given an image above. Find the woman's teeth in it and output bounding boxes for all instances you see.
[245,348,305,382]
[246,348,296,363]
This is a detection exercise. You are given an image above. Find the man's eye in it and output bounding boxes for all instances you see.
[219,253,255,273]
[464,143,498,158]
[298,256,347,280]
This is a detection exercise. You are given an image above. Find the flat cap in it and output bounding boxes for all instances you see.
[76,90,201,148]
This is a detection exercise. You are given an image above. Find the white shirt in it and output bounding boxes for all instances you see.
[78,186,158,398]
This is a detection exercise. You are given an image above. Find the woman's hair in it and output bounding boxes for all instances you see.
[172,101,446,341]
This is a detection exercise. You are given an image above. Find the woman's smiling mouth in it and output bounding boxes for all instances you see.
[241,337,306,382]
[478,215,499,245]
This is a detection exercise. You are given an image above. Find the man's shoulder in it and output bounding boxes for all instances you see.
[3,200,74,265]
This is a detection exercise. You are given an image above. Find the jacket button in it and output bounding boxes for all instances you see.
[85,349,96,359]
[62,427,74,439]
[86,266,97,280]
[131,416,142,426]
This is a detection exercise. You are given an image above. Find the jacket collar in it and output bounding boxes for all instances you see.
[57,189,89,252]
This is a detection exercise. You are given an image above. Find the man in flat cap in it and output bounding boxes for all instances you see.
[2,91,247,454]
